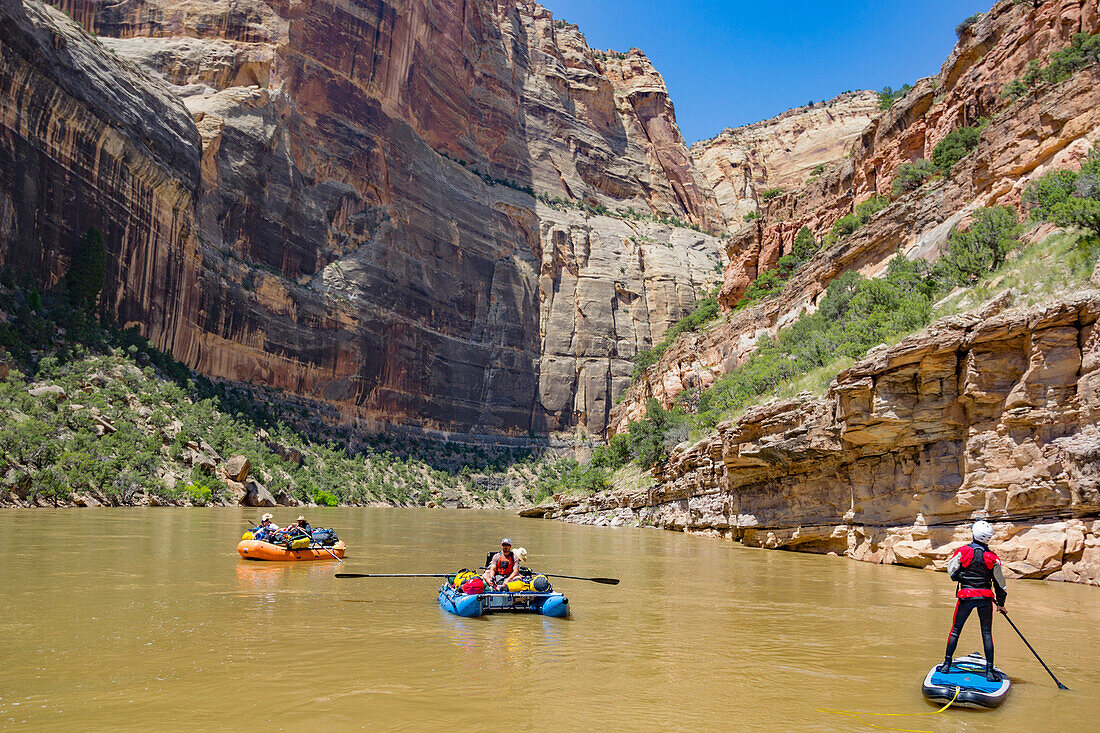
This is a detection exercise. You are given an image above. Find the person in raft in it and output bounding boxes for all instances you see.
[484,538,523,590]
[939,520,1008,681]
[253,513,280,541]
[285,516,312,537]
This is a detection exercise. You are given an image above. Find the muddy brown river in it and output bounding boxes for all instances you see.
[1,508,1098,730]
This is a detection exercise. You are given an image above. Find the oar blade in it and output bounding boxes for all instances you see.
[335,573,371,578]
[589,577,620,585]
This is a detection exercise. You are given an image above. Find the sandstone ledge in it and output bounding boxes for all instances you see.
[527,291,1100,586]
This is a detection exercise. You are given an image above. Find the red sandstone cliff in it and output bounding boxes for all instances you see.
[1,0,725,437]
[613,0,1100,431]
[532,292,1100,586]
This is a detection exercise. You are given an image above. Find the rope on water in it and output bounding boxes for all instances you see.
[816,686,960,733]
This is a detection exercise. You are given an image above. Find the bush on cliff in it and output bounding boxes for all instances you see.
[932,206,1022,286]
[1022,143,1100,234]
[931,120,987,175]
[877,84,912,111]
[65,227,106,313]
[632,295,720,378]
[1003,32,1100,99]
[695,255,936,430]
[738,229,821,308]
[825,195,889,245]
[627,399,689,468]
[891,159,936,196]
[792,226,820,261]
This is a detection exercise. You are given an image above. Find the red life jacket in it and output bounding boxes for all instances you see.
[953,542,999,599]
[492,551,515,577]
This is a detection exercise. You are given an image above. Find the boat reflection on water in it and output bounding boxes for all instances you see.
[234,559,334,590]
[441,606,565,669]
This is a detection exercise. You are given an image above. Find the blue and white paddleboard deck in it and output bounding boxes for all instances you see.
[921,652,1011,709]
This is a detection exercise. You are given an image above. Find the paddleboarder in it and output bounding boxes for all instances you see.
[939,520,1008,682]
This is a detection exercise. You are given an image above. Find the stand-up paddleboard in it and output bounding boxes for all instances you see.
[922,653,1011,709]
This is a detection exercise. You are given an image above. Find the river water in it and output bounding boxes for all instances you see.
[1,508,1098,731]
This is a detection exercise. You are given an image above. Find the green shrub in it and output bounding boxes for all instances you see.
[826,195,889,244]
[932,206,1021,286]
[1022,144,1100,234]
[627,399,688,467]
[761,188,784,202]
[1022,169,1079,220]
[1004,32,1100,100]
[877,84,912,111]
[743,210,761,222]
[591,432,631,471]
[312,489,339,506]
[65,227,106,312]
[696,254,938,430]
[185,482,213,503]
[742,268,785,303]
[956,13,982,38]
[891,159,936,196]
[932,121,986,175]
[792,226,819,261]
[632,296,720,378]
[809,164,826,178]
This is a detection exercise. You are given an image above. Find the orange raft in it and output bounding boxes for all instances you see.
[237,539,347,561]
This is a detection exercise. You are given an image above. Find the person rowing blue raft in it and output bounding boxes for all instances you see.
[439,542,569,618]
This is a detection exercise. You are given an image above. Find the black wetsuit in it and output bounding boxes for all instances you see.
[944,598,995,663]
[943,541,1007,669]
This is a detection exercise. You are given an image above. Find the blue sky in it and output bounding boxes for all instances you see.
[541,0,993,143]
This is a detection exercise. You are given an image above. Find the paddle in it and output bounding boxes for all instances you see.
[543,572,619,585]
[999,610,1069,689]
[335,573,455,579]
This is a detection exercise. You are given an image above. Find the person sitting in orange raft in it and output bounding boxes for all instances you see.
[483,539,526,590]
[252,513,280,541]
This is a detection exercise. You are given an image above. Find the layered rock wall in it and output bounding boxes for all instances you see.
[533,293,1100,585]
[613,0,1100,430]
[1,0,725,438]
[691,91,878,226]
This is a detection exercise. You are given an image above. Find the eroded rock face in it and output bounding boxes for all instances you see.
[1,0,724,437]
[614,0,1100,429]
[538,293,1100,585]
[691,91,879,226]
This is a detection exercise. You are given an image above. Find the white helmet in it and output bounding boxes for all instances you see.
[972,520,994,543]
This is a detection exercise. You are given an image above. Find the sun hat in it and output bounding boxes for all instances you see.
[515,547,528,563]
[297,516,306,522]
[501,538,511,545]
[972,520,994,543]
[261,513,273,521]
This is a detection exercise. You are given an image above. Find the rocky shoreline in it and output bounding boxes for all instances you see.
[523,291,1100,586]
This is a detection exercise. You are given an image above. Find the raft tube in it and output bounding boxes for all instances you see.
[237,539,346,561]
[438,582,569,618]
[921,653,1010,709]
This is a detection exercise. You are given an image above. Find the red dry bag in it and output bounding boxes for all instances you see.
[460,577,485,595]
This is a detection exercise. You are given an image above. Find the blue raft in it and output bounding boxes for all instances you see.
[438,582,569,618]
[921,653,1011,709]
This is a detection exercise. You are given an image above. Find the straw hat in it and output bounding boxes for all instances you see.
[515,547,528,563]
[297,516,306,522]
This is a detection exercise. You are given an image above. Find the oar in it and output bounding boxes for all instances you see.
[999,610,1069,689]
[319,545,343,563]
[335,573,454,579]
[544,572,619,585]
